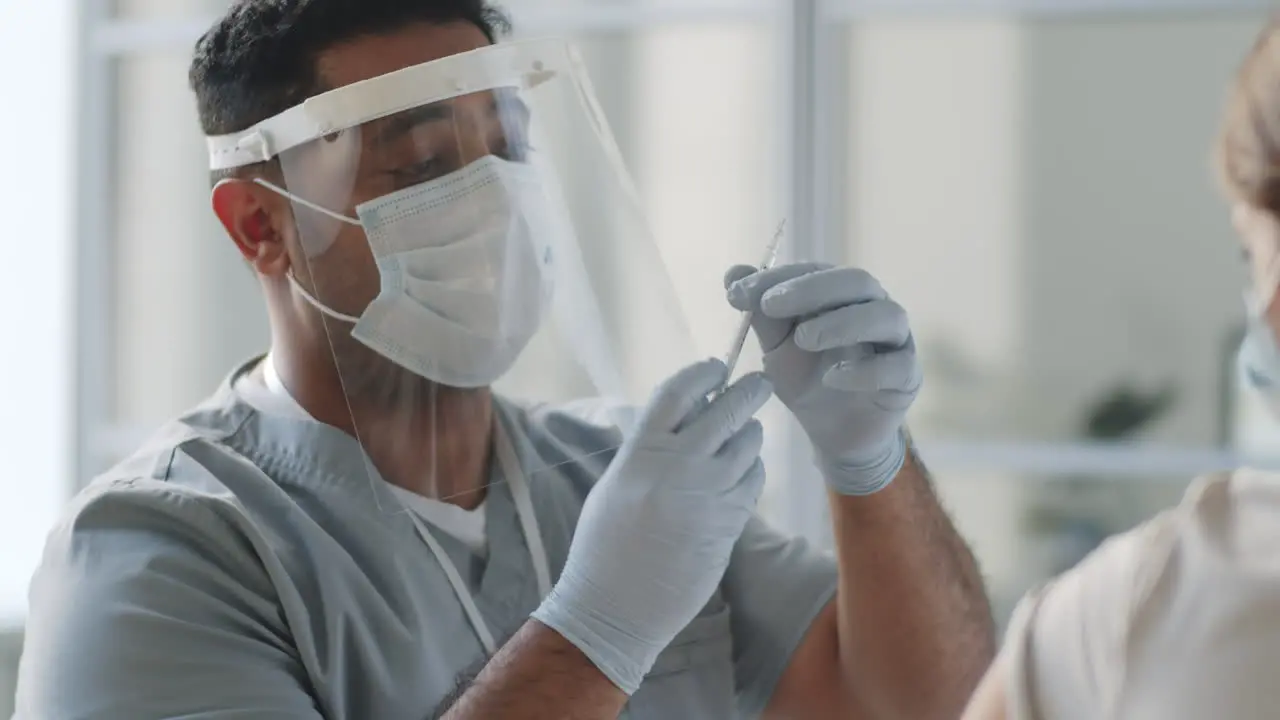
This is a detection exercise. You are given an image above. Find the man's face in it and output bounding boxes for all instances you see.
[287,20,494,307]
[281,21,523,402]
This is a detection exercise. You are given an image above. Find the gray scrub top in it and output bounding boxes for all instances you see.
[14,359,838,720]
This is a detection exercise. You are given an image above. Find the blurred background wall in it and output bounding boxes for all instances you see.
[4,0,1280,713]
[0,0,73,712]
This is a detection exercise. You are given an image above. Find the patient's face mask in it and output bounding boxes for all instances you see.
[1239,292,1280,418]
[1236,204,1280,417]
[259,155,554,388]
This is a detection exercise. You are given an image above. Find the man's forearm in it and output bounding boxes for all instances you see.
[440,620,627,720]
[830,445,996,720]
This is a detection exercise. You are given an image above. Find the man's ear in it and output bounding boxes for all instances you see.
[212,178,292,277]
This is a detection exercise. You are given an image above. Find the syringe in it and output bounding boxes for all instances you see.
[718,219,787,394]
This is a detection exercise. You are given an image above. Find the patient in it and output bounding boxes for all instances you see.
[962,18,1280,720]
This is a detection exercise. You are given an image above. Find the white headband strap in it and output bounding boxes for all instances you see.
[206,37,572,172]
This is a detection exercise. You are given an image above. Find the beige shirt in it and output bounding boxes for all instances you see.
[1002,469,1280,719]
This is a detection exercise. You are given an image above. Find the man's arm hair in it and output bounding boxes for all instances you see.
[770,446,996,720]
[431,654,489,719]
[836,447,996,717]
[435,620,627,720]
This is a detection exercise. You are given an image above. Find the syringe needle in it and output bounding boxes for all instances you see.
[719,219,787,391]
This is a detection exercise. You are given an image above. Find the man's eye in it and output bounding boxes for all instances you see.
[390,159,438,182]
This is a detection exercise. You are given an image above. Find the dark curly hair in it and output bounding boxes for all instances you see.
[189,0,510,180]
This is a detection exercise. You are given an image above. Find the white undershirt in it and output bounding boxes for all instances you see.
[253,354,488,557]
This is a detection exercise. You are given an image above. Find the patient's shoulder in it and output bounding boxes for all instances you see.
[1003,469,1280,718]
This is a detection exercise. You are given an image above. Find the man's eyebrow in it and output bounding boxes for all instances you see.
[373,103,454,145]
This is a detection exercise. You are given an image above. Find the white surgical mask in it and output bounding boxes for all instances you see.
[1240,286,1280,419]
[261,155,555,388]
[1238,216,1280,419]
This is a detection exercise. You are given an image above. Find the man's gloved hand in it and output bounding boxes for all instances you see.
[725,263,921,496]
[532,359,772,695]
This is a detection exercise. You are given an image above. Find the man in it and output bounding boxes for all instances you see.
[14,1,994,718]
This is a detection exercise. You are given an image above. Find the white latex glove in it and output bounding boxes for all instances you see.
[725,263,921,495]
[532,359,772,695]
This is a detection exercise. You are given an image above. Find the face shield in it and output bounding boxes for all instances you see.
[207,38,697,507]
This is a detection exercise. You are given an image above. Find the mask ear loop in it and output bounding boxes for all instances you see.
[254,177,363,227]
[286,273,361,324]
[222,176,364,323]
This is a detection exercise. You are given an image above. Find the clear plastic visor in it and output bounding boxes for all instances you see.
[265,41,696,510]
